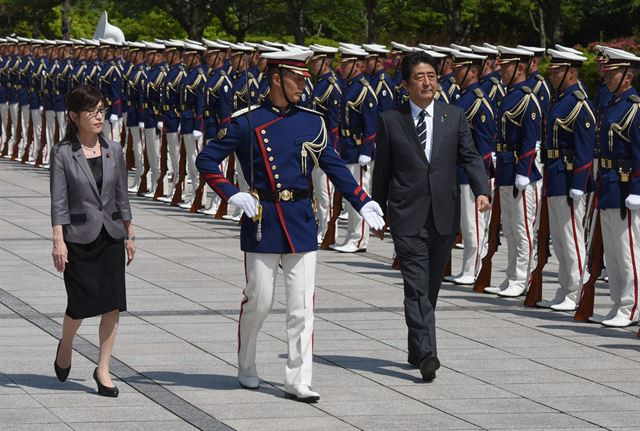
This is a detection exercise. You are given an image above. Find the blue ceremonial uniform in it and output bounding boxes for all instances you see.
[479,70,506,107]
[70,60,88,89]
[162,63,187,133]
[392,67,404,105]
[231,68,259,112]
[196,100,371,254]
[17,55,32,106]
[544,83,596,197]
[143,63,167,128]
[203,64,233,140]
[525,71,551,115]
[42,59,58,111]
[55,58,73,111]
[311,70,341,149]
[339,73,378,162]
[369,69,395,112]
[439,72,460,103]
[597,87,640,210]
[179,65,206,134]
[455,82,496,184]
[28,56,46,110]
[97,59,123,118]
[595,81,613,119]
[7,55,20,105]
[298,76,314,108]
[495,81,542,186]
[0,56,10,104]
[84,59,101,88]
[124,62,145,127]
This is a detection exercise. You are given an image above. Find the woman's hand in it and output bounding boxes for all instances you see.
[52,239,68,272]
[125,237,136,265]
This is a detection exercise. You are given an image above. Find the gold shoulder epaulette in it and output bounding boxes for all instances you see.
[573,89,586,101]
[474,88,484,98]
[231,104,260,118]
[297,106,323,116]
[521,86,532,94]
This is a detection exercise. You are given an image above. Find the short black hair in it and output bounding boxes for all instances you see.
[400,51,439,82]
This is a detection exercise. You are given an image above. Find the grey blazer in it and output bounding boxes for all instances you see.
[50,135,132,244]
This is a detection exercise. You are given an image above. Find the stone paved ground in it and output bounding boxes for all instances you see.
[1,158,639,431]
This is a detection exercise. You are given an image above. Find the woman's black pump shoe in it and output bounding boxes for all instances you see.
[54,341,71,382]
[93,368,119,397]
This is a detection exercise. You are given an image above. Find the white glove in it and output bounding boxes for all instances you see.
[156,121,164,130]
[359,200,385,230]
[109,114,118,124]
[228,192,258,218]
[569,188,584,200]
[138,121,145,130]
[535,140,541,151]
[515,174,530,191]
[193,130,203,139]
[38,106,44,112]
[491,152,496,167]
[177,124,181,134]
[358,154,372,166]
[625,194,640,211]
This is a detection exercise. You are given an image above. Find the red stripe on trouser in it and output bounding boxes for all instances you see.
[628,210,638,320]
[326,176,332,219]
[474,199,480,273]
[356,166,365,249]
[238,252,249,353]
[570,205,583,279]
[523,189,532,265]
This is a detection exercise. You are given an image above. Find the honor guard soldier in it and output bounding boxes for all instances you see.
[123,41,147,191]
[69,39,88,89]
[538,49,596,311]
[362,43,395,112]
[330,45,379,253]
[15,37,32,159]
[589,48,640,327]
[253,44,275,104]
[0,38,10,153]
[82,39,101,88]
[308,43,342,242]
[517,45,552,115]
[195,48,384,402]
[41,40,58,163]
[594,45,614,118]
[429,45,461,103]
[141,42,167,198]
[45,40,73,166]
[178,42,206,207]
[445,50,496,285]
[158,41,187,201]
[471,44,506,107]
[97,38,124,143]
[388,42,406,105]
[5,37,21,157]
[554,44,590,94]
[484,46,542,297]
[27,39,46,164]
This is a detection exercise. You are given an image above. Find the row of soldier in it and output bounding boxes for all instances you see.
[0,35,638,331]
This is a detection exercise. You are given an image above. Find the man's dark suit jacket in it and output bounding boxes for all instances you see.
[373,100,490,235]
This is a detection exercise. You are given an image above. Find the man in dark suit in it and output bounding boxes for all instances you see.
[372,51,490,381]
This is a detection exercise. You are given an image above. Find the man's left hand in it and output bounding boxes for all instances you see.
[477,195,490,212]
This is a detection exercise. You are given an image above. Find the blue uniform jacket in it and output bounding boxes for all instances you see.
[124,62,146,127]
[439,72,460,103]
[544,83,596,197]
[597,87,640,209]
[143,63,167,128]
[495,81,542,187]
[311,70,342,149]
[28,56,47,109]
[0,56,10,104]
[42,59,58,111]
[179,65,206,134]
[455,82,496,184]
[17,55,32,106]
[196,100,371,254]
[203,65,233,140]
[339,73,378,163]
[55,59,73,112]
[369,69,395,112]
[98,59,123,117]
[479,70,506,107]
[163,63,187,133]
[525,71,551,115]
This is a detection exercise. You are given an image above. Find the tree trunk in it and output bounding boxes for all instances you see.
[451,0,462,42]
[287,0,306,45]
[364,0,378,42]
[61,0,70,39]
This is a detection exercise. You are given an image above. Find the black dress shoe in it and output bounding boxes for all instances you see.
[407,358,420,369]
[93,368,119,397]
[419,354,440,382]
[54,341,71,382]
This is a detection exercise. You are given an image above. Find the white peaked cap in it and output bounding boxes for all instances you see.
[256,43,281,53]
[451,49,487,63]
[362,43,389,55]
[202,38,229,50]
[470,44,499,56]
[554,44,582,55]
[497,45,534,63]
[183,42,206,53]
[547,48,587,67]
[517,44,545,55]
[308,44,338,55]
[450,43,472,52]
[261,48,312,76]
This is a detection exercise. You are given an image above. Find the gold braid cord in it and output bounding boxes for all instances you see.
[300,117,328,174]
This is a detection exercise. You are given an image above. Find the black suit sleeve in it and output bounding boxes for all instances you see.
[372,113,391,215]
[456,109,490,198]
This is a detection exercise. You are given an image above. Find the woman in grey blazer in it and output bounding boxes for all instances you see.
[50,85,135,398]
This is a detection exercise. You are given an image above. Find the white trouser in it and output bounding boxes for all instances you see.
[18,105,29,158]
[312,166,334,239]
[129,127,144,187]
[44,110,56,161]
[340,163,373,249]
[56,111,66,140]
[239,251,316,388]
[0,102,8,151]
[102,117,123,143]
[230,155,250,217]
[548,194,588,302]
[457,184,490,278]
[29,109,43,161]
[144,128,161,192]
[600,209,640,322]
[499,184,539,291]
[182,133,202,198]
[164,132,180,197]
[8,103,19,152]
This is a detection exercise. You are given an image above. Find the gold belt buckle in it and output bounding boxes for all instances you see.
[619,168,630,182]
[279,189,292,201]
[565,159,573,171]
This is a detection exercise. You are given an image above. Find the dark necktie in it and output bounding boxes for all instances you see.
[416,109,427,150]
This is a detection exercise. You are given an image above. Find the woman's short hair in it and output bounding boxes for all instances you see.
[400,51,439,82]
[66,84,105,114]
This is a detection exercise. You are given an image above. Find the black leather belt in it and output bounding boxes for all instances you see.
[257,189,310,202]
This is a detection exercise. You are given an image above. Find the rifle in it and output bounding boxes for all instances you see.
[574,206,602,321]
[170,136,187,206]
[214,154,235,219]
[524,183,550,307]
[190,174,206,213]
[320,190,342,249]
[153,128,168,200]
[20,113,33,164]
[473,190,501,292]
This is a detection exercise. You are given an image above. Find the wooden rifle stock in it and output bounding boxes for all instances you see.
[524,193,550,306]
[474,190,501,292]
[320,190,343,249]
[190,174,206,213]
[170,136,187,206]
[153,129,168,200]
[574,212,603,321]
[215,153,235,219]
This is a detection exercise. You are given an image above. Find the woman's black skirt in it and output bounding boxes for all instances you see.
[63,226,127,319]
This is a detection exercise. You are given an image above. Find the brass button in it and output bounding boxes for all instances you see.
[276,182,282,188]
[261,129,266,135]
[269,156,274,161]
[274,174,279,179]
[266,147,272,152]
[264,138,269,143]
[272,165,277,170]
